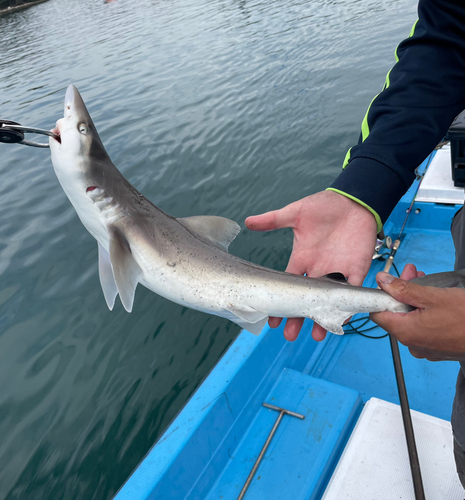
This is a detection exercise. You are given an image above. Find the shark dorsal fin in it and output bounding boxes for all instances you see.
[178,215,241,252]
[108,227,142,312]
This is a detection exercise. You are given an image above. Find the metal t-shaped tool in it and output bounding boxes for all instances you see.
[237,402,305,500]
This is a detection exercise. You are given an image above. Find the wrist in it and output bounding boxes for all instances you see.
[325,188,381,233]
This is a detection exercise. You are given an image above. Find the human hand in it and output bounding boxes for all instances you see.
[371,263,465,361]
[245,190,378,341]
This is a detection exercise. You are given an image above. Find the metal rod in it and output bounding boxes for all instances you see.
[381,241,425,500]
[1,123,59,139]
[389,334,425,500]
[18,139,52,148]
[237,404,304,500]
[262,402,305,420]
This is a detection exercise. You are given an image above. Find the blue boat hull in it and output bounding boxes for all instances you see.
[115,153,462,499]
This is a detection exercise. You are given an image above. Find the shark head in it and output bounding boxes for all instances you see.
[49,85,120,248]
[50,84,109,166]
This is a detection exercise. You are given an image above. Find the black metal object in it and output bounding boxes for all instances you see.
[389,335,425,499]
[381,163,430,499]
[446,110,465,187]
[0,120,25,144]
[382,245,425,499]
[0,120,59,148]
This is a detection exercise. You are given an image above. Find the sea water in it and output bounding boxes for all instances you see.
[0,0,417,497]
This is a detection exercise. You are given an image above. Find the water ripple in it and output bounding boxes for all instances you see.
[0,0,417,497]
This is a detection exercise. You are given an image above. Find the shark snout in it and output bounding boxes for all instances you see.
[64,87,75,120]
[64,84,89,122]
[65,85,75,108]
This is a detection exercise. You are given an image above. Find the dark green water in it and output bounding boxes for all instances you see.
[0,0,416,498]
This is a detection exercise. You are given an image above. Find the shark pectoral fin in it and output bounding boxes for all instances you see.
[98,242,118,310]
[310,309,353,335]
[178,216,241,252]
[108,227,142,313]
[221,306,268,335]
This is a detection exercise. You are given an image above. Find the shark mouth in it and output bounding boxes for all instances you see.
[51,127,61,144]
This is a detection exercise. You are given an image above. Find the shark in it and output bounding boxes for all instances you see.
[48,85,465,335]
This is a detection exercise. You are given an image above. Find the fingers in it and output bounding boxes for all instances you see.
[245,201,301,232]
[283,318,304,341]
[375,272,436,309]
[271,315,327,343]
[311,322,327,341]
[408,348,424,359]
[370,309,413,337]
[371,264,428,334]
[409,347,442,362]
[268,317,282,328]
[399,263,419,281]
[398,263,425,280]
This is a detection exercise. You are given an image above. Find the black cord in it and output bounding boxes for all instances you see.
[344,317,389,339]
[341,251,401,339]
[376,253,401,278]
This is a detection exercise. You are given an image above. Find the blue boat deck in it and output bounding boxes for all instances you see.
[115,154,463,499]
[313,225,459,422]
[205,370,361,500]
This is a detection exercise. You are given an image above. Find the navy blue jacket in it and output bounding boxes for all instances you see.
[329,0,465,232]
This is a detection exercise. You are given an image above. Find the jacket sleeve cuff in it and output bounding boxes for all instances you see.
[328,156,411,232]
[326,188,383,233]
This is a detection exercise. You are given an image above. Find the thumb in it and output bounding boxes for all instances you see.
[376,272,431,309]
[245,201,301,232]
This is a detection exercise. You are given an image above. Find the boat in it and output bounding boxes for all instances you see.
[113,140,465,499]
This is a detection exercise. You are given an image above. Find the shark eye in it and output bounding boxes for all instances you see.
[78,123,88,134]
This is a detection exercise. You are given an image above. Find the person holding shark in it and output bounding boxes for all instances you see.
[245,0,465,487]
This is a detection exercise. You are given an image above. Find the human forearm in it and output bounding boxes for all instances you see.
[331,0,465,226]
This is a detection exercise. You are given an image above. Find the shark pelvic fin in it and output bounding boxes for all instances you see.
[98,242,118,310]
[178,215,241,252]
[108,227,142,313]
[221,306,268,335]
[310,309,352,335]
